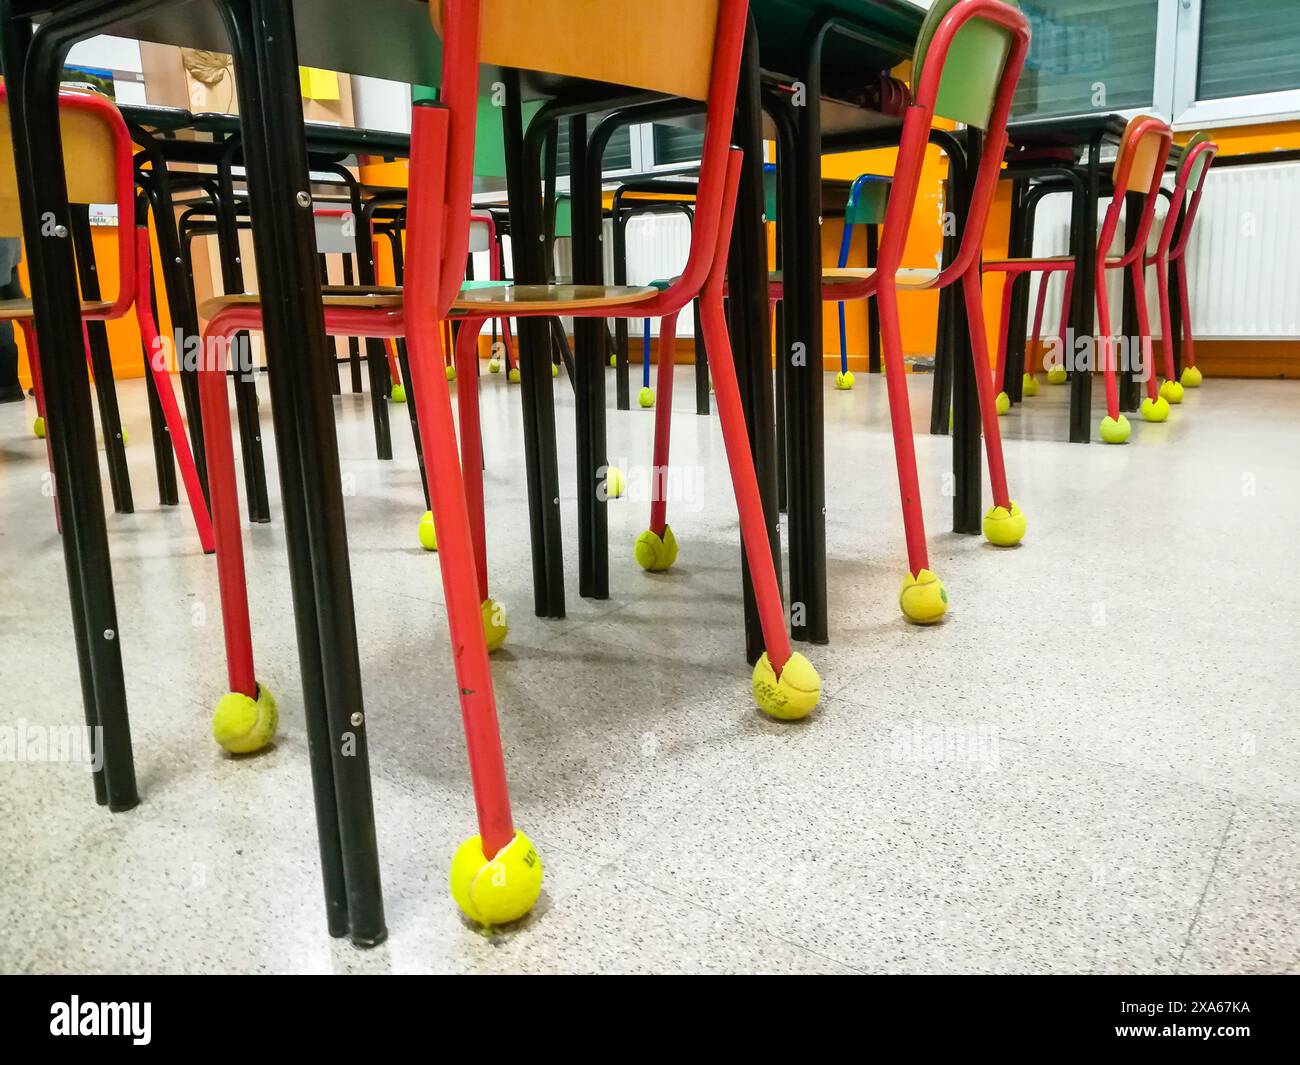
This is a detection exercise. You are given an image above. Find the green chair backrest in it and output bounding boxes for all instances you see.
[1182,130,1214,192]
[846,175,891,225]
[912,0,1020,130]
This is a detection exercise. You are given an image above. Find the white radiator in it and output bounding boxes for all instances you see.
[1027,161,1300,341]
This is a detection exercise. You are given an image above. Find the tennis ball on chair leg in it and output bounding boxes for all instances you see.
[445,364,456,383]
[418,510,438,551]
[450,830,543,927]
[1140,395,1170,422]
[507,367,521,384]
[835,370,854,390]
[995,391,1010,416]
[390,383,407,403]
[481,598,509,652]
[1021,372,1039,397]
[33,415,45,439]
[638,386,655,408]
[1047,365,1068,385]
[899,569,948,624]
[1099,414,1131,444]
[212,683,277,754]
[751,651,821,720]
[488,358,501,374]
[551,362,559,378]
[1180,365,1203,388]
[983,500,1027,546]
[1159,379,1184,404]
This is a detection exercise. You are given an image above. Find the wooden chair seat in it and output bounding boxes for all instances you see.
[0,298,115,319]
[452,282,659,313]
[769,267,940,291]
[201,281,660,320]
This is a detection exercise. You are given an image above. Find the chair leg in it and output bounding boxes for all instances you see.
[876,281,947,624]
[1131,263,1169,423]
[1048,270,1073,383]
[196,329,277,754]
[1177,258,1202,386]
[961,269,1025,548]
[1095,269,1130,443]
[452,315,507,651]
[698,292,820,720]
[137,301,215,554]
[407,310,539,926]
[994,269,1015,394]
[636,310,679,573]
[1153,256,1183,405]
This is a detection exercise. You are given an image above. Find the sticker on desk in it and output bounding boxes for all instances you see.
[88,204,120,228]
[314,208,357,254]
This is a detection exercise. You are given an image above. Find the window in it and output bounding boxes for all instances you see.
[1012,0,1163,121]
[651,122,705,167]
[1009,0,1300,129]
[1174,0,1300,126]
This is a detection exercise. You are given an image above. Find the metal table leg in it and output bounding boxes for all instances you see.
[1,3,135,812]
[219,0,385,945]
[1069,136,1101,443]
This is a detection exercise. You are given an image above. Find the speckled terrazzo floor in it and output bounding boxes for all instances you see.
[1,366,1297,974]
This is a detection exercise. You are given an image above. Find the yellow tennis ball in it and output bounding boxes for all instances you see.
[450,830,543,927]
[638,386,655,408]
[1021,372,1039,397]
[550,362,559,378]
[605,466,627,499]
[995,391,1010,416]
[33,415,45,439]
[418,510,438,551]
[390,383,407,403]
[1047,366,1068,385]
[481,597,509,653]
[899,568,948,624]
[445,364,456,382]
[507,367,521,384]
[488,359,501,374]
[751,651,821,720]
[212,684,277,754]
[835,370,854,390]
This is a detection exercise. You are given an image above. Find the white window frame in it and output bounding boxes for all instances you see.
[1170,0,1300,130]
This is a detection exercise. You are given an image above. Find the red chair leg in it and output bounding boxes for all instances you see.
[962,269,1014,512]
[697,295,791,668]
[1094,269,1130,442]
[1056,270,1074,371]
[1153,257,1177,386]
[196,330,256,700]
[1030,272,1049,352]
[649,311,678,536]
[635,310,680,573]
[995,270,1015,393]
[452,316,490,603]
[135,290,215,553]
[1177,258,1200,383]
[406,311,516,860]
[1131,264,1168,421]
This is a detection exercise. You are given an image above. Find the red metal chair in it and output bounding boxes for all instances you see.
[0,82,213,552]
[1149,131,1218,395]
[984,114,1174,443]
[197,0,815,927]
[759,0,1033,625]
